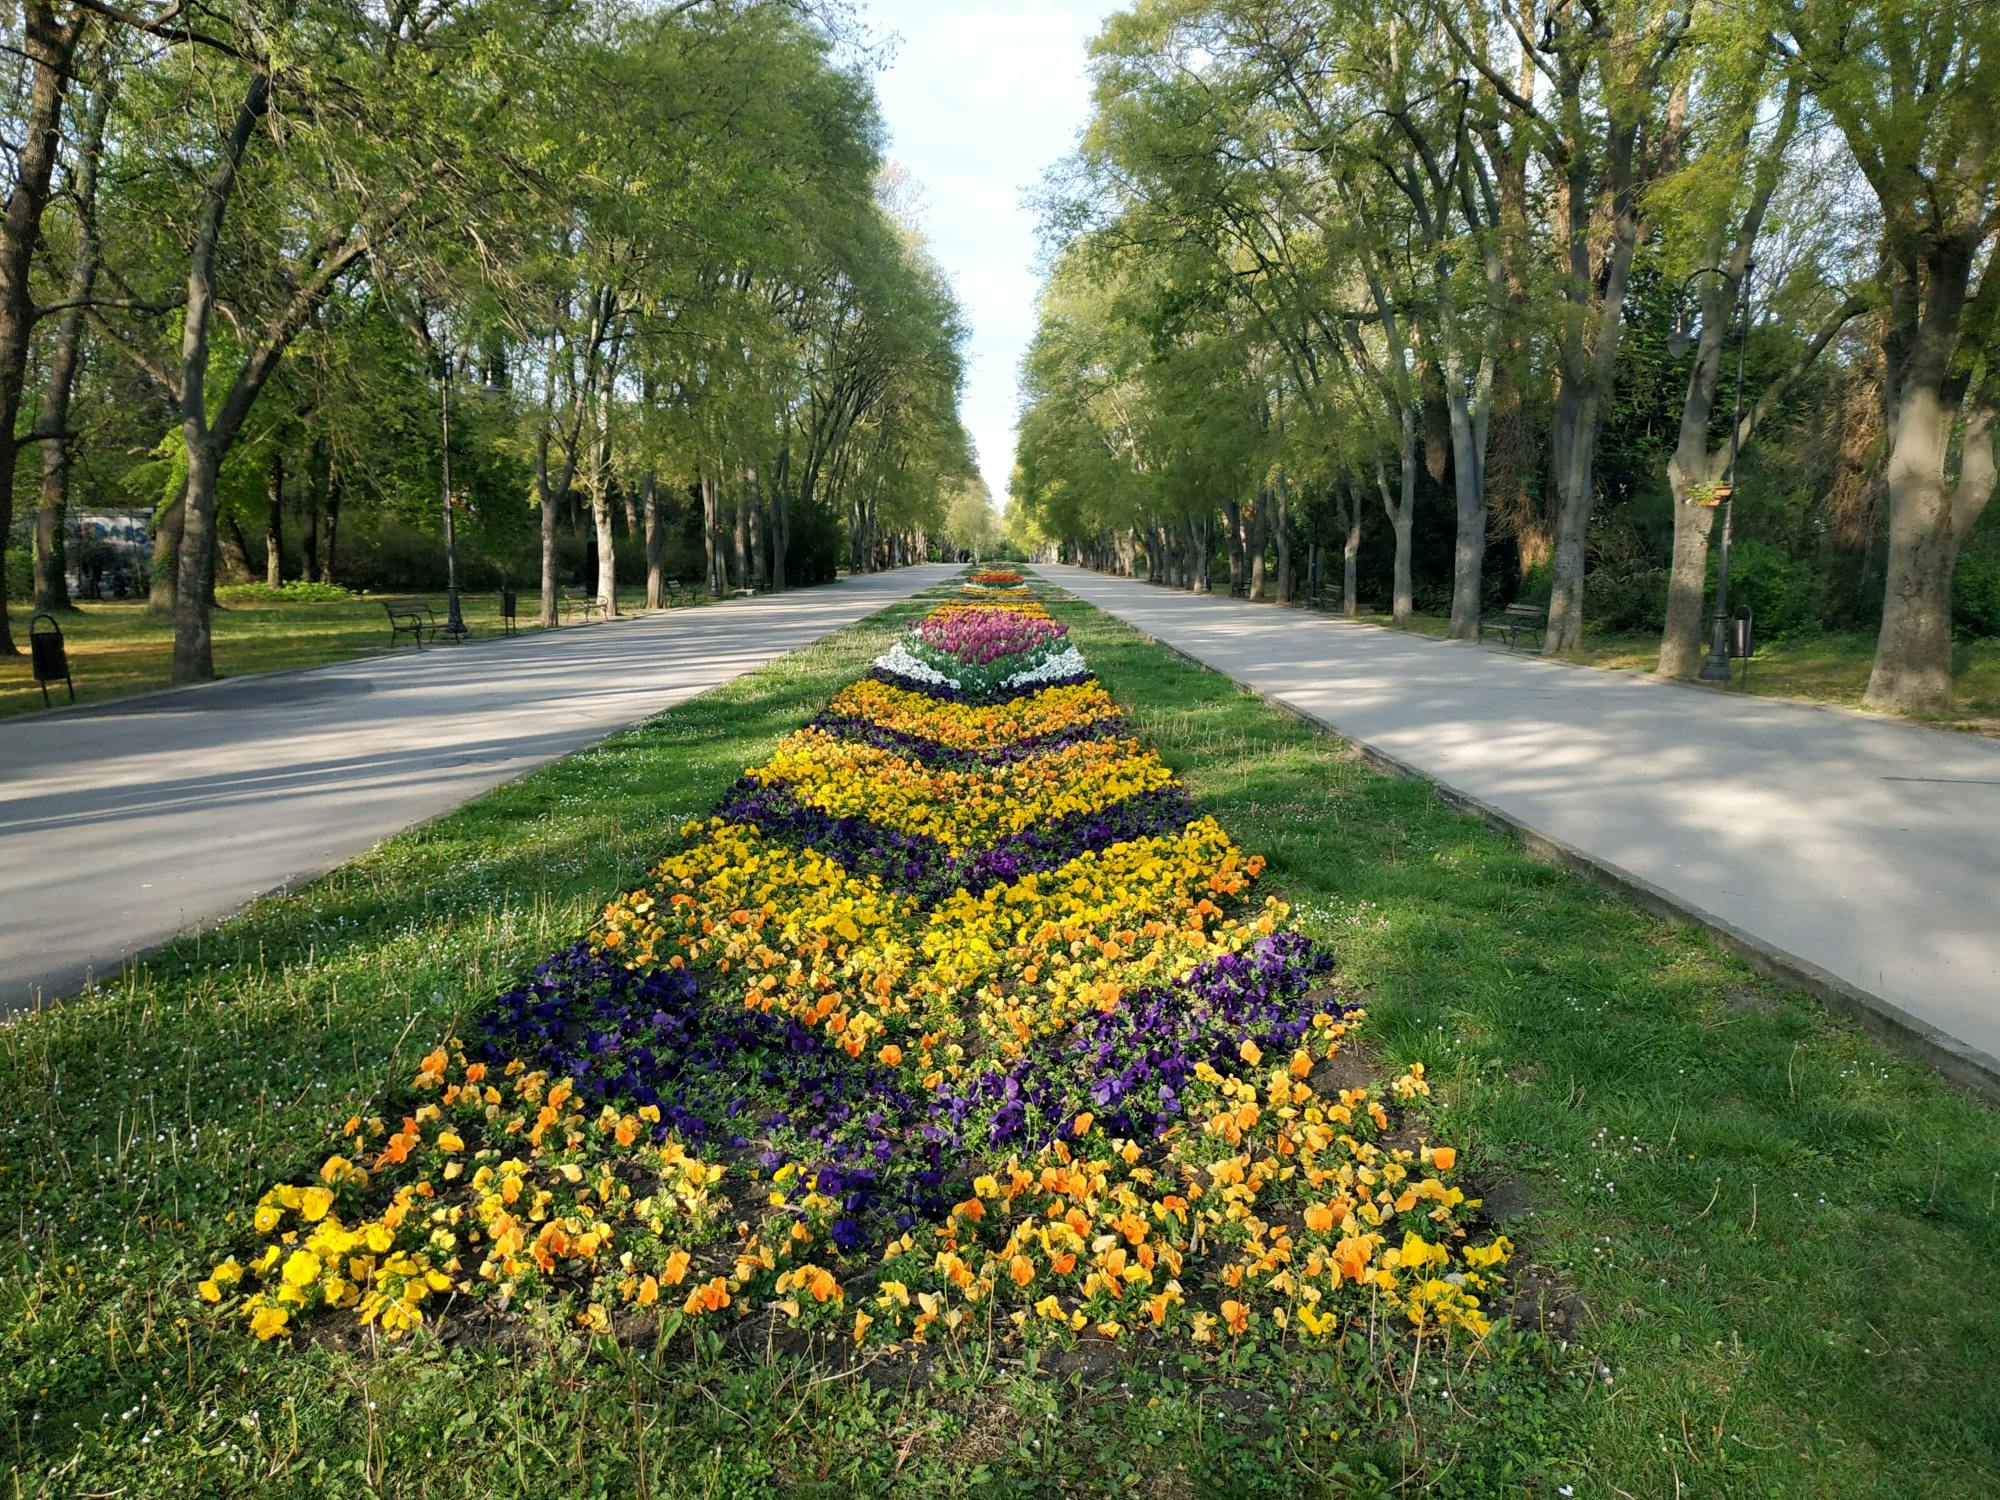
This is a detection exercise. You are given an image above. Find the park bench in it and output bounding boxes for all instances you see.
[1229,579,1250,599]
[559,586,600,623]
[1481,602,1546,651]
[382,598,442,649]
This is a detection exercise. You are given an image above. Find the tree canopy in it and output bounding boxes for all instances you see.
[2,0,977,677]
[1013,0,1999,713]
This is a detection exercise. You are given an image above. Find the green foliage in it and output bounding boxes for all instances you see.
[1953,524,2000,639]
[1716,538,1829,639]
[1584,565,1671,632]
[4,547,28,603]
[1014,0,1998,673]
[216,580,355,604]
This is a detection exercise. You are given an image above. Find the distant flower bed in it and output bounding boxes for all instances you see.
[202,591,1508,1355]
[966,568,1026,589]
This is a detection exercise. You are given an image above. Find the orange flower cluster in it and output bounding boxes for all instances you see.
[729,1036,1509,1351]
[203,1044,731,1341]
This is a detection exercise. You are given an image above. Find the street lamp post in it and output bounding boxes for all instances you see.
[1667,262,1752,683]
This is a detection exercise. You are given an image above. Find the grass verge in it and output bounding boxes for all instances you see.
[1339,608,2000,729]
[1,585,1993,1498]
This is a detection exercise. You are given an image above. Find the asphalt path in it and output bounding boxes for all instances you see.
[0,565,956,1011]
[1037,563,2000,1092]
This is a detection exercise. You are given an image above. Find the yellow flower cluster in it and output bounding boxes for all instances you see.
[747,729,1175,854]
[921,820,1283,1047]
[591,821,920,1056]
[928,597,1047,617]
[201,1045,728,1340]
[726,1026,1506,1350]
[589,815,1280,1069]
[828,677,1121,750]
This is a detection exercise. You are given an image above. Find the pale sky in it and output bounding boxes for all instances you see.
[863,1,1111,510]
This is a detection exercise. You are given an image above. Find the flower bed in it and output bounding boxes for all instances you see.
[965,567,1027,591]
[202,580,1509,1354]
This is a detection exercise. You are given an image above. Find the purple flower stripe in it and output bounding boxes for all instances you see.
[474,943,953,1232]
[932,933,1341,1152]
[471,933,1339,1244]
[711,781,1199,902]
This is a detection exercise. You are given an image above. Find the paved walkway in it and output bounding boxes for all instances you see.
[0,566,955,1010]
[1037,564,2000,1090]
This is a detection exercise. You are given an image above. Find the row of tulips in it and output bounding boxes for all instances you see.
[202,583,1510,1354]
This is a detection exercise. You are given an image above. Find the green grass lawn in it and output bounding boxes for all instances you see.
[1,582,1993,1498]
[0,585,684,719]
[1342,608,2000,727]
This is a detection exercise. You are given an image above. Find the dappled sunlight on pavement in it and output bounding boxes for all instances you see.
[0,567,959,1010]
[1037,565,2000,1083]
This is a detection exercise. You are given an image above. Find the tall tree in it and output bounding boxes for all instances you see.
[1774,0,2000,711]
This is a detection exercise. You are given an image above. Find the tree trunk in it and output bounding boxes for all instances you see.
[700,472,723,595]
[1867,368,1994,711]
[296,444,320,584]
[770,482,788,590]
[321,466,340,584]
[1272,481,1291,604]
[169,68,274,683]
[264,451,284,587]
[299,464,320,584]
[150,492,183,615]
[1248,489,1272,600]
[173,441,222,682]
[744,468,767,588]
[536,430,559,628]
[0,4,88,653]
[1660,264,1742,677]
[1375,410,1416,624]
[1185,514,1211,593]
[224,513,255,580]
[1858,223,1995,711]
[1660,492,1721,677]
[593,492,617,618]
[1544,381,1603,652]
[32,477,71,612]
[1342,485,1362,618]
[642,471,663,609]
[1223,499,1245,593]
[30,74,109,614]
[1445,378,1488,639]
[732,488,750,593]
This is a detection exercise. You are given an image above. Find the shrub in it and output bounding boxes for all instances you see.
[1584,564,1669,632]
[218,580,356,604]
[4,547,29,603]
[1953,532,2000,639]
[1714,538,1826,639]
[1516,561,1554,606]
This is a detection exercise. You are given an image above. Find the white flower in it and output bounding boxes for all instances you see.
[999,643,1088,689]
[872,641,960,690]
